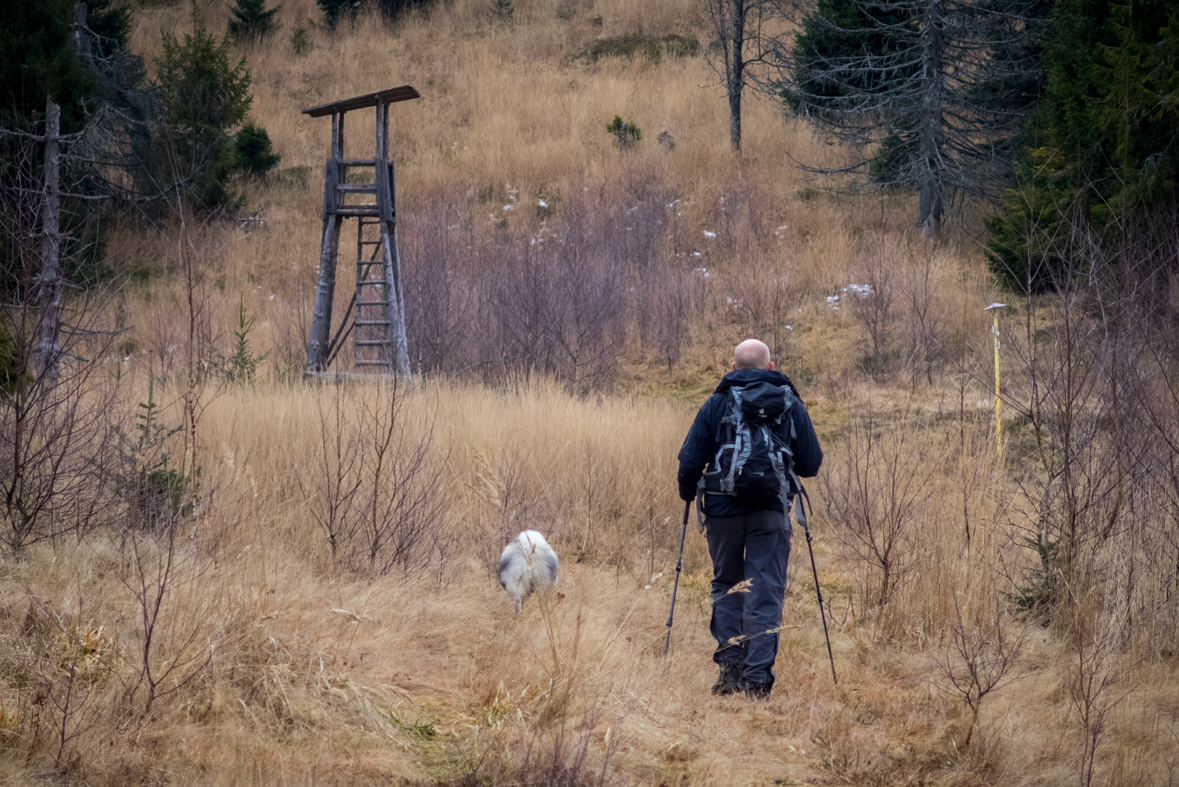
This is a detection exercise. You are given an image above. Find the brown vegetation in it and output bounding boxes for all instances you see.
[1,0,1177,784]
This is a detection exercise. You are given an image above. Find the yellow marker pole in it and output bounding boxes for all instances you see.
[985,304,1006,458]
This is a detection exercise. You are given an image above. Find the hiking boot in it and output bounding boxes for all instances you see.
[745,682,772,701]
[711,663,744,696]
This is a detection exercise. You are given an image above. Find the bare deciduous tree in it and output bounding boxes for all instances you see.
[0,121,119,555]
[299,383,366,562]
[302,380,445,577]
[703,0,786,152]
[934,596,1027,748]
[117,524,221,717]
[847,248,899,379]
[1062,587,1131,787]
[354,380,446,577]
[822,402,936,610]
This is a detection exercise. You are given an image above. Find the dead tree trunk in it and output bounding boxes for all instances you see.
[727,0,745,152]
[917,0,946,237]
[707,0,779,154]
[33,97,64,383]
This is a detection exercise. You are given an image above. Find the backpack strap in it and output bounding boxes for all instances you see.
[715,387,753,496]
[767,384,801,517]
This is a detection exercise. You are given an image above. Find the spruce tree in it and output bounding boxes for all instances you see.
[156,27,253,211]
[234,123,281,175]
[228,0,281,41]
[985,0,1179,290]
[778,0,1047,236]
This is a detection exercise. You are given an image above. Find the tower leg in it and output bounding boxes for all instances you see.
[306,214,342,373]
[381,219,412,380]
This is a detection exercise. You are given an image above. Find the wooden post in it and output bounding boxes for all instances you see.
[305,214,341,371]
[375,98,411,379]
[33,97,64,382]
[380,101,390,159]
[984,303,1006,458]
[388,219,411,378]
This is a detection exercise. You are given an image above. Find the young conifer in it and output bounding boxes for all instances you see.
[228,0,281,41]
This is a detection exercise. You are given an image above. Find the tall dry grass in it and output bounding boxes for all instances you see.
[2,0,1177,783]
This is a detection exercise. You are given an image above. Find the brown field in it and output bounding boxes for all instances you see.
[2,0,1178,784]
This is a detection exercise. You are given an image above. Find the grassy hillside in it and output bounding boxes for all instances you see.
[0,0,1176,785]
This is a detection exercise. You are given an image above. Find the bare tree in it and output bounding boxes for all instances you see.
[703,0,786,152]
[354,380,446,577]
[299,383,366,563]
[847,248,899,379]
[1062,586,1131,787]
[544,210,625,393]
[822,402,936,610]
[302,380,445,576]
[0,124,119,555]
[117,524,220,717]
[934,595,1027,749]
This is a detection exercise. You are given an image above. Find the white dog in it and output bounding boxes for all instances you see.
[499,531,559,611]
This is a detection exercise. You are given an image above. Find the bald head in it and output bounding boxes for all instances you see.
[733,339,772,370]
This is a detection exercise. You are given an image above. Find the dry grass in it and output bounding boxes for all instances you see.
[2,0,1176,783]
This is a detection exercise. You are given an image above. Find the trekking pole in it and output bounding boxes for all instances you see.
[663,500,692,658]
[797,488,838,684]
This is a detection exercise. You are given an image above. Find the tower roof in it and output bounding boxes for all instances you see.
[302,85,420,117]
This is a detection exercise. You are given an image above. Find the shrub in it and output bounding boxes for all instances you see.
[1009,536,1062,617]
[316,0,365,28]
[316,0,430,28]
[112,373,188,528]
[290,20,312,53]
[233,123,281,175]
[868,133,912,188]
[490,0,513,22]
[983,147,1076,293]
[228,0,282,41]
[606,116,641,148]
[211,298,268,385]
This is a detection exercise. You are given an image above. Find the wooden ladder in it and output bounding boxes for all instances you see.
[354,216,393,370]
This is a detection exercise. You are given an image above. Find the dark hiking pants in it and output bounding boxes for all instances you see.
[704,509,791,689]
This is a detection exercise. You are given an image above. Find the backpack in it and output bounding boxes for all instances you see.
[698,381,802,513]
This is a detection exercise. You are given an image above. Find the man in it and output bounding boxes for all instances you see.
[677,339,823,700]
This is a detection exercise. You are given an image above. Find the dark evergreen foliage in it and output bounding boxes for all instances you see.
[234,122,281,175]
[228,0,282,41]
[985,0,1179,290]
[779,0,1047,235]
[316,0,366,27]
[82,0,132,55]
[375,0,430,22]
[784,0,918,114]
[316,0,430,28]
[0,0,95,132]
[155,28,253,211]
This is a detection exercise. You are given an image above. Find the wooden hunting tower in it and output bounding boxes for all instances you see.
[302,85,420,379]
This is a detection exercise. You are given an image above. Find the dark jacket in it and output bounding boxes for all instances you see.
[677,368,823,517]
